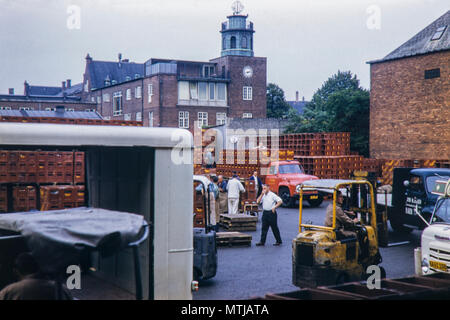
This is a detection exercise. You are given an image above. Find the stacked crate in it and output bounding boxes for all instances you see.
[0,116,143,127]
[0,185,7,213]
[40,185,85,211]
[193,183,205,228]
[12,186,37,212]
[295,155,364,179]
[73,152,85,184]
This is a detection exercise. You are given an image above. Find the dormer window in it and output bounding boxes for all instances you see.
[125,76,131,81]
[111,80,117,85]
[431,25,447,41]
[135,74,140,79]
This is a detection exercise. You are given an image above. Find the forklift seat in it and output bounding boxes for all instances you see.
[339,237,358,244]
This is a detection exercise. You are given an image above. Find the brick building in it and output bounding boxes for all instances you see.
[0,80,96,112]
[83,9,267,130]
[368,11,449,160]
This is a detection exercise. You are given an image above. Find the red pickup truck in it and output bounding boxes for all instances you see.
[263,160,322,208]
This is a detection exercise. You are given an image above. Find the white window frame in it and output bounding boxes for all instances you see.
[216,112,226,125]
[135,86,142,99]
[113,92,123,116]
[0,107,12,110]
[243,112,253,119]
[178,111,189,129]
[19,107,34,111]
[148,84,153,103]
[66,108,75,112]
[103,93,110,102]
[243,86,253,101]
[197,112,208,128]
[126,89,132,101]
[124,113,132,121]
[136,112,142,122]
[96,96,101,104]
[148,111,154,127]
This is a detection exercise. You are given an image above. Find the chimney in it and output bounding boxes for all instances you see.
[8,88,14,95]
[62,81,66,91]
[85,53,93,64]
[295,91,299,102]
[24,81,29,96]
[302,96,305,102]
[122,59,129,63]
[66,79,71,88]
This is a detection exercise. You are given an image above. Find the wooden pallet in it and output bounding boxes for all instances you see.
[216,232,252,247]
[219,214,258,231]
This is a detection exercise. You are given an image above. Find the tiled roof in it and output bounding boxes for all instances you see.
[368,10,450,64]
[87,60,145,90]
[0,109,102,119]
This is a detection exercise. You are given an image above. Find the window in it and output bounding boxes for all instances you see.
[198,82,207,100]
[431,26,447,41]
[91,96,95,103]
[178,81,189,100]
[243,86,253,100]
[230,36,236,49]
[125,76,131,81]
[104,79,111,86]
[179,111,189,128]
[190,82,198,99]
[111,80,117,85]
[223,37,227,50]
[217,83,226,101]
[203,66,214,77]
[113,92,123,115]
[148,111,154,127]
[135,86,142,99]
[19,107,34,111]
[0,106,12,110]
[243,112,253,118]
[103,93,110,102]
[96,96,101,104]
[124,113,132,121]
[216,112,226,125]
[135,74,140,79]
[84,80,89,92]
[45,107,55,111]
[242,36,247,48]
[85,108,95,112]
[126,89,132,100]
[198,112,208,128]
[136,112,142,122]
[425,68,440,79]
[209,83,215,100]
[66,108,75,112]
[148,83,154,103]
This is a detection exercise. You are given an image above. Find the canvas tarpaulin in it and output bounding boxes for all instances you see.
[0,207,147,273]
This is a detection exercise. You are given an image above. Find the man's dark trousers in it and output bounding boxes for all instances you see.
[260,210,282,244]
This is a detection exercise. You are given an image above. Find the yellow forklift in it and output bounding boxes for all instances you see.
[292,179,384,288]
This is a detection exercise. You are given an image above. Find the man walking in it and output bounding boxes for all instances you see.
[226,172,245,215]
[256,184,283,246]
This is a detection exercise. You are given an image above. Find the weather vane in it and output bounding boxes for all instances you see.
[231,1,244,15]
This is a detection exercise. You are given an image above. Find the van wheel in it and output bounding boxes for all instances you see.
[279,188,294,208]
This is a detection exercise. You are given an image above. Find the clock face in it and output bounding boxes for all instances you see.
[243,66,253,78]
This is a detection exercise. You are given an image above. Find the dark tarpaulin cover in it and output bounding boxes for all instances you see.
[0,207,146,273]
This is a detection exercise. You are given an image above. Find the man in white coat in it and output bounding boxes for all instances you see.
[226,172,245,215]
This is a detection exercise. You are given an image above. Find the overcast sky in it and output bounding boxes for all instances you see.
[0,0,448,100]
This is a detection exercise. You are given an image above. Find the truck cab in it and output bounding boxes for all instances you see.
[264,160,322,208]
[417,179,450,276]
[403,169,450,229]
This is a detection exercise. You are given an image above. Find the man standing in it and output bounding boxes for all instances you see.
[227,172,245,215]
[256,185,283,246]
[217,175,228,214]
[249,170,263,198]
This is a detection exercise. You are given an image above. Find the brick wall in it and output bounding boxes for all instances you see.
[211,55,267,119]
[370,50,450,160]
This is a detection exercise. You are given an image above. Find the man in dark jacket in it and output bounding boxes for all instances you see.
[249,171,263,198]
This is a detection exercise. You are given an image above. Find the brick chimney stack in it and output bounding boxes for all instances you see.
[295,91,299,102]
[62,81,66,91]
[66,79,71,88]
[24,81,29,96]
[8,88,14,95]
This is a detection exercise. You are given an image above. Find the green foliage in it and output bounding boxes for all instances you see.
[285,71,370,157]
[266,83,293,119]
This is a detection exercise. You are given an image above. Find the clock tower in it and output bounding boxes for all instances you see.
[221,1,255,57]
[210,2,267,119]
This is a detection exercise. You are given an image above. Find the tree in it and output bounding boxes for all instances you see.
[266,83,293,119]
[284,71,370,156]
